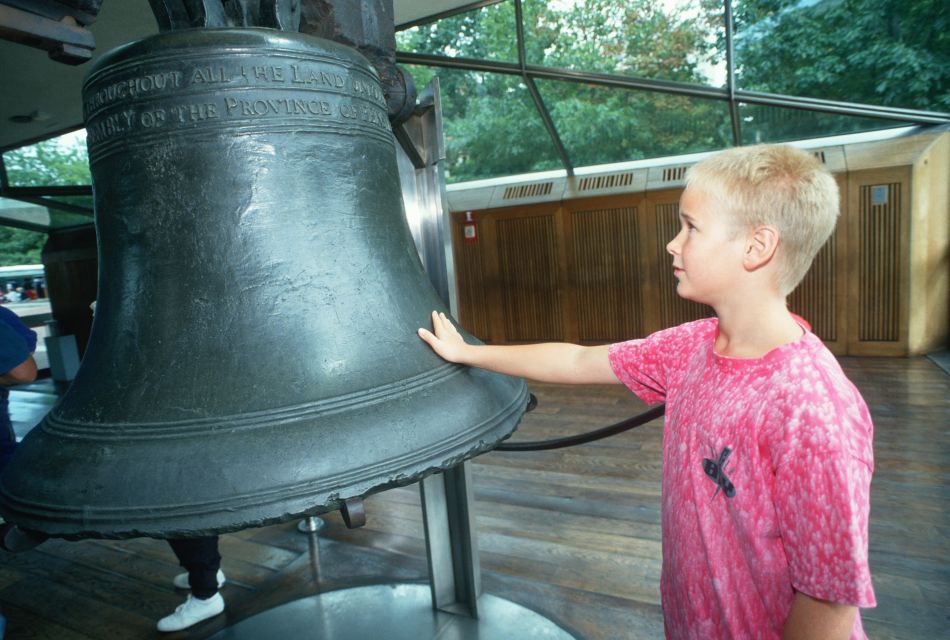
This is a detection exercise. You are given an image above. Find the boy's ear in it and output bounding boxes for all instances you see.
[743,225,779,271]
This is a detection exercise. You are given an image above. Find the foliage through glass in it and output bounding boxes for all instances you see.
[535,80,733,166]
[398,0,946,184]
[731,0,949,113]
[738,102,912,145]
[403,65,563,182]
[522,0,726,87]
[3,130,90,187]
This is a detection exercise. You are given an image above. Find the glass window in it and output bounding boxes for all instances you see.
[733,0,950,113]
[3,129,90,187]
[0,222,46,266]
[403,65,564,183]
[396,0,518,63]
[522,0,726,87]
[44,209,92,229]
[738,102,912,145]
[0,198,51,231]
[535,79,733,166]
[0,197,91,232]
[41,194,94,214]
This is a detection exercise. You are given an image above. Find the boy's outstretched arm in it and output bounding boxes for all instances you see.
[782,591,857,640]
[418,311,619,385]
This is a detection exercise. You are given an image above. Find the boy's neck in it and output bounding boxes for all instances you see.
[713,297,804,358]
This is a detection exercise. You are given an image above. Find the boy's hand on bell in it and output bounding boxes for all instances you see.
[418,311,469,363]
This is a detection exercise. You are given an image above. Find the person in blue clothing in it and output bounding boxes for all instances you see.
[0,307,38,637]
[0,307,37,471]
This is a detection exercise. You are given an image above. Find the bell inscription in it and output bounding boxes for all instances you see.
[85,39,389,156]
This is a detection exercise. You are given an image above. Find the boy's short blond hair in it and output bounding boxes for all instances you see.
[685,144,839,297]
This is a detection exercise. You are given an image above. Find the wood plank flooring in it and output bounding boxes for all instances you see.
[1,356,947,639]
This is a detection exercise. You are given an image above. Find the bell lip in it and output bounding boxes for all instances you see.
[83,26,377,91]
[0,378,529,540]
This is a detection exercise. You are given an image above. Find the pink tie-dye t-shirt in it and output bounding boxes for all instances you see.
[608,318,875,640]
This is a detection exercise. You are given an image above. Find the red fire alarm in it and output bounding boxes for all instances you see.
[463,210,478,243]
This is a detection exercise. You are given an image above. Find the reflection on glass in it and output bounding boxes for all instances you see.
[396,0,518,62]
[45,209,93,229]
[522,0,725,86]
[536,79,732,166]
[738,103,910,145]
[0,197,50,229]
[3,129,90,187]
[733,0,949,113]
[42,194,94,212]
[0,196,92,231]
[403,65,563,183]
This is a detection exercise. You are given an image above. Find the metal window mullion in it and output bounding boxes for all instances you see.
[736,90,950,124]
[396,52,731,99]
[4,185,92,197]
[7,194,94,216]
[0,154,9,193]
[396,51,949,126]
[514,0,573,175]
[397,51,522,74]
[524,76,574,175]
[525,63,730,99]
[0,217,51,233]
[724,0,742,145]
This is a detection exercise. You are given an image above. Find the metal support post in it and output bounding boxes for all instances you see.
[420,462,480,617]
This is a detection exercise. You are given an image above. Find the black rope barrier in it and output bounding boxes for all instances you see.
[496,399,666,452]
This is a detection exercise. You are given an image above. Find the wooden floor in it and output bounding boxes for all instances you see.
[1,356,948,639]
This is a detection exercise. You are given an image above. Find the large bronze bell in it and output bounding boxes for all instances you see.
[0,28,527,539]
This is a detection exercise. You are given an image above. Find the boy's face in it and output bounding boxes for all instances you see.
[666,186,748,306]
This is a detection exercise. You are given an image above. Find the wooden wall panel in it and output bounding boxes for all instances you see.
[568,205,643,342]
[789,233,838,341]
[788,174,848,354]
[847,168,911,356]
[858,182,902,341]
[495,214,564,342]
[451,221,491,340]
[908,134,950,353]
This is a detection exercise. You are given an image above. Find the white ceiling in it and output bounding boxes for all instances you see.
[395,0,476,24]
[0,0,476,150]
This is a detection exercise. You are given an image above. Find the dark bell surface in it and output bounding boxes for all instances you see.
[0,28,527,539]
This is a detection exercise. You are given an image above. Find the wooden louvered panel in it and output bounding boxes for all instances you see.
[654,202,710,328]
[571,206,642,342]
[858,183,902,342]
[452,221,491,341]
[496,215,563,341]
[789,229,837,341]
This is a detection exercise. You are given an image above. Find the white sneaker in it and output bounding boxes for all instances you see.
[172,568,226,590]
[157,593,225,632]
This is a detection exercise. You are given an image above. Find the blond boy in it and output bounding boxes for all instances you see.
[418,145,876,639]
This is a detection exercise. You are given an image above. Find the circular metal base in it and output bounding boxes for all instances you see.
[208,583,576,640]
[296,516,325,534]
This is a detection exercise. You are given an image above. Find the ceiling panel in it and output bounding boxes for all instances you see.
[0,0,470,150]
